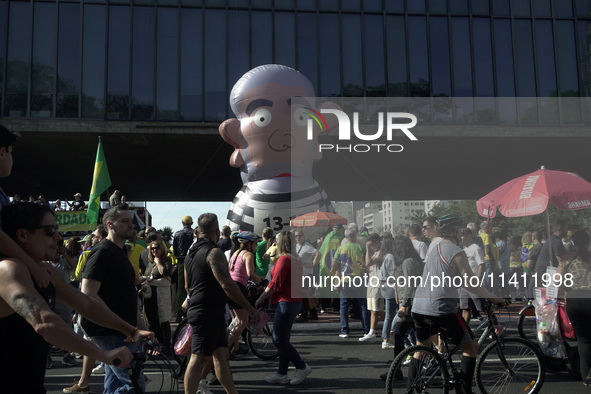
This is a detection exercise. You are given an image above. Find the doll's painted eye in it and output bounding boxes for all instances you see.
[293,107,309,126]
[253,108,272,127]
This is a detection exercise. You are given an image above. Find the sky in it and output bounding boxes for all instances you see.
[145,201,232,231]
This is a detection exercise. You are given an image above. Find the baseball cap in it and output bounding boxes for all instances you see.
[182,215,193,224]
[79,234,93,243]
[74,193,82,198]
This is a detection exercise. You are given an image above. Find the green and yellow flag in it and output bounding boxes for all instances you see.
[87,137,111,229]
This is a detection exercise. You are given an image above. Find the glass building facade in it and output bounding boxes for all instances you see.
[1,0,590,125]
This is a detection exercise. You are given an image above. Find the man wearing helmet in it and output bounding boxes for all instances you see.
[411,214,506,394]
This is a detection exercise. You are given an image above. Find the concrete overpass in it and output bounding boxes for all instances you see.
[3,118,590,203]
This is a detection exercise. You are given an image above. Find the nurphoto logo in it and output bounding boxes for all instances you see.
[303,104,419,153]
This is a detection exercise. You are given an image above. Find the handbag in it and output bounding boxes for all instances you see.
[140,283,152,299]
[556,298,576,340]
[174,323,193,356]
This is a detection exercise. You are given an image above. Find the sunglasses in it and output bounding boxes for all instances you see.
[35,224,59,237]
[422,225,433,230]
[151,246,161,251]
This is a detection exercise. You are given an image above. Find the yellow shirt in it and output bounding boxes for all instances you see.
[480,232,499,264]
[74,250,91,280]
[127,242,145,280]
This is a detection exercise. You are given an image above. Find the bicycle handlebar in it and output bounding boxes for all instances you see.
[112,339,156,366]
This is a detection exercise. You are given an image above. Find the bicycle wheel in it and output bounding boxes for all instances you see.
[171,318,190,366]
[246,322,278,360]
[386,345,449,394]
[476,336,545,394]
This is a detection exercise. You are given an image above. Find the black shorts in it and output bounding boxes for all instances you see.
[459,288,484,311]
[189,313,228,356]
[227,281,248,310]
[412,312,474,347]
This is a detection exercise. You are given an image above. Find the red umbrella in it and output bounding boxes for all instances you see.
[290,211,348,227]
[476,167,591,218]
[477,167,591,269]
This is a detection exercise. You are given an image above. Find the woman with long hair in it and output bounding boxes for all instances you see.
[255,231,311,385]
[227,231,263,355]
[143,240,173,353]
[389,236,423,358]
[559,230,591,387]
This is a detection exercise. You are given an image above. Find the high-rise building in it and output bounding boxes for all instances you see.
[381,200,426,234]
[1,1,589,200]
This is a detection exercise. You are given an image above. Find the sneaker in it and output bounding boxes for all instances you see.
[91,364,104,375]
[208,375,220,386]
[46,355,53,369]
[403,355,412,365]
[290,364,312,385]
[382,341,395,349]
[339,333,349,338]
[359,333,377,343]
[73,353,83,359]
[63,383,90,393]
[62,353,77,366]
[265,372,289,384]
[197,379,213,394]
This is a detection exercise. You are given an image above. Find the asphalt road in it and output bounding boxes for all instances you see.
[44,308,587,393]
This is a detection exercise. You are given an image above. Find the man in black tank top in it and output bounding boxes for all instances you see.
[0,203,154,394]
[183,213,260,394]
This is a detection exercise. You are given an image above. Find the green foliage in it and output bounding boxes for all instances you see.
[159,226,173,243]
[416,200,591,238]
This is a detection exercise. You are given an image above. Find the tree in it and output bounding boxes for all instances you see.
[419,200,591,239]
[160,226,173,243]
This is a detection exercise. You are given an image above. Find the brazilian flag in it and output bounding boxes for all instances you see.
[317,230,344,298]
[87,137,111,229]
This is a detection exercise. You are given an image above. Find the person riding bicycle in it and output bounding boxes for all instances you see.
[410,214,506,394]
[227,231,264,356]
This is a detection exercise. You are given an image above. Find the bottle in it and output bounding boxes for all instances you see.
[537,322,549,345]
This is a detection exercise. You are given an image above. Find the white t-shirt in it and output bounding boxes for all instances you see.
[411,239,428,261]
[296,241,317,276]
[463,243,485,275]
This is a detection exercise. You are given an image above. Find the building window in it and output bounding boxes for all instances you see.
[57,3,80,118]
[107,6,131,120]
[82,5,106,119]
[31,2,56,118]
[156,7,179,120]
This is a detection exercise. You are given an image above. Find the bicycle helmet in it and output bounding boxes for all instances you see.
[236,231,262,243]
[436,214,464,236]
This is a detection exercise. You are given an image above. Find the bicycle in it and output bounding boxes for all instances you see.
[386,302,546,393]
[243,306,278,360]
[114,339,181,394]
[172,309,278,369]
[517,300,581,378]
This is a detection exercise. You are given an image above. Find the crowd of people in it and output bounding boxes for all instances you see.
[1,123,591,393]
[9,190,132,212]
